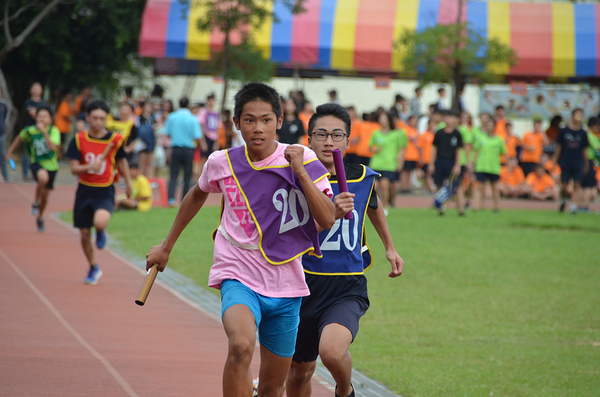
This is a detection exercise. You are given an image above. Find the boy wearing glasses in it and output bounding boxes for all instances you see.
[286,104,404,397]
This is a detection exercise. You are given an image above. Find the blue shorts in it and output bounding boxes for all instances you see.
[220,279,302,358]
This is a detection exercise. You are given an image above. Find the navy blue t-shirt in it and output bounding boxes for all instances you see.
[556,127,589,167]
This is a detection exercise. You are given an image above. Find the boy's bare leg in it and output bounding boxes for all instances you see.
[222,305,256,397]
[258,345,293,397]
[492,181,500,211]
[319,323,354,397]
[80,228,95,266]
[287,360,317,397]
[38,188,50,219]
[93,209,111,232]
[456,186,465,213]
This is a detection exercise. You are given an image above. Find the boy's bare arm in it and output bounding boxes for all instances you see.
[285,145,335,230]
[146,185,209,271]
[366,197,404,278]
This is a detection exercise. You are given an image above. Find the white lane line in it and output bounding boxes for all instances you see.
[0,248,140,397]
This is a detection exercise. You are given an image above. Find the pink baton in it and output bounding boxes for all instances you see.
[332,149,353,220]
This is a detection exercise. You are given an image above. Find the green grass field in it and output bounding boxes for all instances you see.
[78,205,600,397]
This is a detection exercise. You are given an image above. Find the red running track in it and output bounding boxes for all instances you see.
[0,183,334,397]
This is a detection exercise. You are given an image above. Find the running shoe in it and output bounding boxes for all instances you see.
[84,265,103,285]
[30,203,39,217]
[96,229,106,249]
[37,218,45,232]
[558,198,568,213]
[335,384,355,397]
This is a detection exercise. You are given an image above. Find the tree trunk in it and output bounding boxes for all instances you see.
[0,67,18,140]
[220,30,230,116]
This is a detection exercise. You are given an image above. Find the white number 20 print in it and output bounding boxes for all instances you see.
[273,188,310,234]
[84,152,107,175]
[320,210,359,251]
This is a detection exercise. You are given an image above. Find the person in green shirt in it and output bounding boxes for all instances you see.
[472,117,507,212]
[581,117,600,212]
[458,111,475,206]
[7,105,60,232]
[369,111,407,215]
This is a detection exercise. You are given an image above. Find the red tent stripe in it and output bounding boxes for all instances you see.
[291,0,322,64]
[353,0,398,71]
[510,2,553,76]
[139,0,170,58]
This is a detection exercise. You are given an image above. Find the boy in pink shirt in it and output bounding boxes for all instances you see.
[146,83,335,397]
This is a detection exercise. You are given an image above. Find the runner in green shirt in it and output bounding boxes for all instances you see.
[581,117,600,212]
[7,105,60,231]
[369,111,407,214]
[472,117,507,212]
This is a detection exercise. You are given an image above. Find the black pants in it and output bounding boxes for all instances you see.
[168,147,194,201]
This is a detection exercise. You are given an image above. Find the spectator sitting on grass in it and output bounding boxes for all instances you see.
[116,162,152,211]
[498,158,526,198]
[523,164,559,201]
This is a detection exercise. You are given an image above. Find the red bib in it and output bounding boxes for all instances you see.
[75,131,125,187]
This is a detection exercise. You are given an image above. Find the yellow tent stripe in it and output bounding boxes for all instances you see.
[331,0,360,70]
[487,2,510,75]
[552,3,575,77]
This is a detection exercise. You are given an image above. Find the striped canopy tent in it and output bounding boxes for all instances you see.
[139,0,600,78]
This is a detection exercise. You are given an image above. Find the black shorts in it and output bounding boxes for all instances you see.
[201,137,216,157]
[420,163,430,174]
[293,274,369,364]
[475,172,500,183]
[73,184,115,229]
[560,163,584,183]
[403,160,418,171]
[433,159,462,188]
[582,160,597,188]
[520,162,538,176]
[374,170,399,182]
[30,163,57,190]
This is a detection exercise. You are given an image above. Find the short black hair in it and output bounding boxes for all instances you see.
[234,82,282,122]
[307,103,352,137]
[36,104,54,119]
[495,105,505,111]
[207,93,215,100]
[128,161,139,169]
[588,116,599,128]
[86,99,110,114]
[179,97,189,109]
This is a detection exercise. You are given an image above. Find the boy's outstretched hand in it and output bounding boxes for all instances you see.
[386,250,404,278]
[284,145,306,175]
[334,192,355,220]
[146,240,170,272]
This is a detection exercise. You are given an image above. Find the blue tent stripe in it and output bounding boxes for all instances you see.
[317,0,337,68]
[165,1,188,58]
[271,2,293,62]
[574,4,597,77]
[417,0,440,32]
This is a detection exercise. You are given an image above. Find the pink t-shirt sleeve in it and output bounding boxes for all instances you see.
[198,151,230,193]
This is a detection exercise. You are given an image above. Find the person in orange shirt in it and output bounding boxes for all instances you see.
[519,118,548,176]
[417,119,436,193]
[498,158,526,198]
[539,153,561,185]
[344,106,362,164]
[74,86,92,134]
[399,115,420,193]
[524,164,559,200]
[355,112,380,166]
[501,122,520,165]
[298,100,313,146]
[494,105,507,140]
[55,89,76,160]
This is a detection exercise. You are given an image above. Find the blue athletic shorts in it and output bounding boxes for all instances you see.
[220,279,302,357]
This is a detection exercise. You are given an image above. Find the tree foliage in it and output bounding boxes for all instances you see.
[1,0,146,132]
[396,22,517,110]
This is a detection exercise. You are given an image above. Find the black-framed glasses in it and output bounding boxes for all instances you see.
[311,132,348,142]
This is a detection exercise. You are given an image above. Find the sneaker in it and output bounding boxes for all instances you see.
[84,265,103,285]
[578,207,591,213]
[569,203,578,216]
[335,384,355,397]
[30,203,39,217]
[37,218,45,232]
[96,229,106,249]
[169,198,177,208]
[559,198,567,213]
